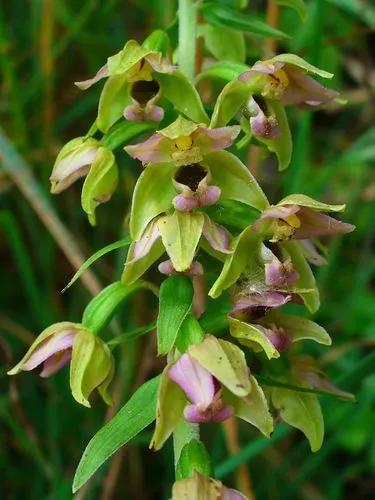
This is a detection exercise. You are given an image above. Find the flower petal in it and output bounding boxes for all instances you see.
[295,208,355,239]
[202,215,232,254]
[40,349,72,378]
[22,330,75,371]
[75,64,109,90]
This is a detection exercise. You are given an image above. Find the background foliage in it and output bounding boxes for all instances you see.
[1,0,375,498]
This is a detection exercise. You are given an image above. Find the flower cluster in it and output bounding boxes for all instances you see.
[9,28,355,500]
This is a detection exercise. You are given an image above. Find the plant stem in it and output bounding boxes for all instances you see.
[178,0,197,81]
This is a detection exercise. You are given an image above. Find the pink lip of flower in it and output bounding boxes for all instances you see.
[264,325,292,353]
[158,259,203,276]
[168,353,233,424]
[265,257,300,287]
[20,330,76,378]
[247,97,281,139]
[230,291,292,321]
[124,80,165,122]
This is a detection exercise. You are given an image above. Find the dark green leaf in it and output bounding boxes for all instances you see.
[176,440,212,480]
[102,121,157,151]
[157,276,194,355]
[175,314,205,352]
[73,376,160,492]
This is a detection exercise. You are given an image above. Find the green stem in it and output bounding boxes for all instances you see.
[173,419,200,468]
[178,0,197,81]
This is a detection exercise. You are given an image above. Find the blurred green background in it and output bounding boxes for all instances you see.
[1,0,375,498]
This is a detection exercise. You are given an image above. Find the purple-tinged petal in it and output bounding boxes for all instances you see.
[247,97,280,139]
[282,67,338,107]
[124,101,145,122]
[184,401,233,423]
[222,486,248,500]
[145,53,176,74]
[168,354,215,409]
[75,64,109,90]
[265,326,292,352]
[124,133,172,164]
[22,331,75,372]
[202,216,232,254]
[231,292,291,314]
[193,125,241,154]
[131,221,160,263]
[40,349,72,378]
[144,103,164,122]
[173,194,199,212]
[265,258,299,287]
[295,207,355,239]
[50,148,98,193]
[158,259,203,276]
[299,240,327,266]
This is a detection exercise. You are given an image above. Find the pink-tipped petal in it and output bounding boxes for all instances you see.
[231,292,291,315]
[194,125,241,153]
[199,185,221,207]
[282,67,338,107]
[124,133,169,163]
[222,486,248,500]
[203,218,232,254]
[168,354,215,409]
[265,327,292,353]
[184,402,233,423]
[299,239,327,266]
[22,331,75,372]
[132,222,160,262]
[75,64,109,90]
[265,258,300,287]
[40,349,72,377]
[124,102,145,122]
[145,104,164,122]
[173,194,199,212]
[295,208,355,239]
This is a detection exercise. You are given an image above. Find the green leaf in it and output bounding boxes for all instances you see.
[130,163,177,240]
[175,314,205,353]
[204,151,268,211]
[209,226,263,298]
[276,0,307,20]
[189,335,251,397]
[102,120,158,151]
[225,375,274,437]
[272,379,324,452]
[157,211,205,272]
[155,70,209,124]
[256,100,292,171]
[197,61,249,85]
[228,316,280,360]
[97,75,130,133]
[150,367,186,450]
[107,321,156,347]
[82,281,152,334]
[73,375,160,492]
[157,275,194,355]
[176,440,212,480]
[142,29,170,54]
[200,3,290,40]
[81,147,118,225]
[62,236,131,292]
[264,310,332,346]
[204,200,260,232]
[199,24,246,63]
[210,79,250,128]
[280,241,320,313]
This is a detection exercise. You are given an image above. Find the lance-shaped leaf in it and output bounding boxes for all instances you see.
[82,280,153,333]
[209,226,263,298]
[280,241,319,313]
[188,335,251,397]
[176,439,212,480]
[102,120,158,151]
[142,29,169,54]
[256,100,292,171]
[157,211,204,272]
[271,377,324,452]
[210,80,251,128]
[130,163,177,240]
[97,75,130,133]
[225,375,274,437]
[157,275,194,355]
[265,310,331,345]
[155,70,209,124]
[204,150,269,210]
[73,375,160,492]
[150,367,186,450]
[196,61,249,84]
[70,330,112,407]
[228,316,280,359]
[81,147,118,225]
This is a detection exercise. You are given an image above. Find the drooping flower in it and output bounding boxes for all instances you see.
[251,194,355,242]
[172,471,247,500]
[50,138,118,225]
[168,353,234,424]
[122,211,232,284]
[8,323,114,407]
[125,115,240,166]
[240,54,338,107]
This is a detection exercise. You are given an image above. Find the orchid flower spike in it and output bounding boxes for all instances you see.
[252,194,355,242]
[172,471,248,500]
[124,115,240,166]
[8,323,114,407]
[240,53,338,107]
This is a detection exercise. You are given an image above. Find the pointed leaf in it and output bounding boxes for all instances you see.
[157,275,194,355]
[73,375,160,492]
[188,335,251,397]
[102,120,158,151]
[228,317,280,359]
[176,314,205,353]
[197,61,249,84]
[155,70,209,124]
[200,24,246,63]
[157,211,204,272]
